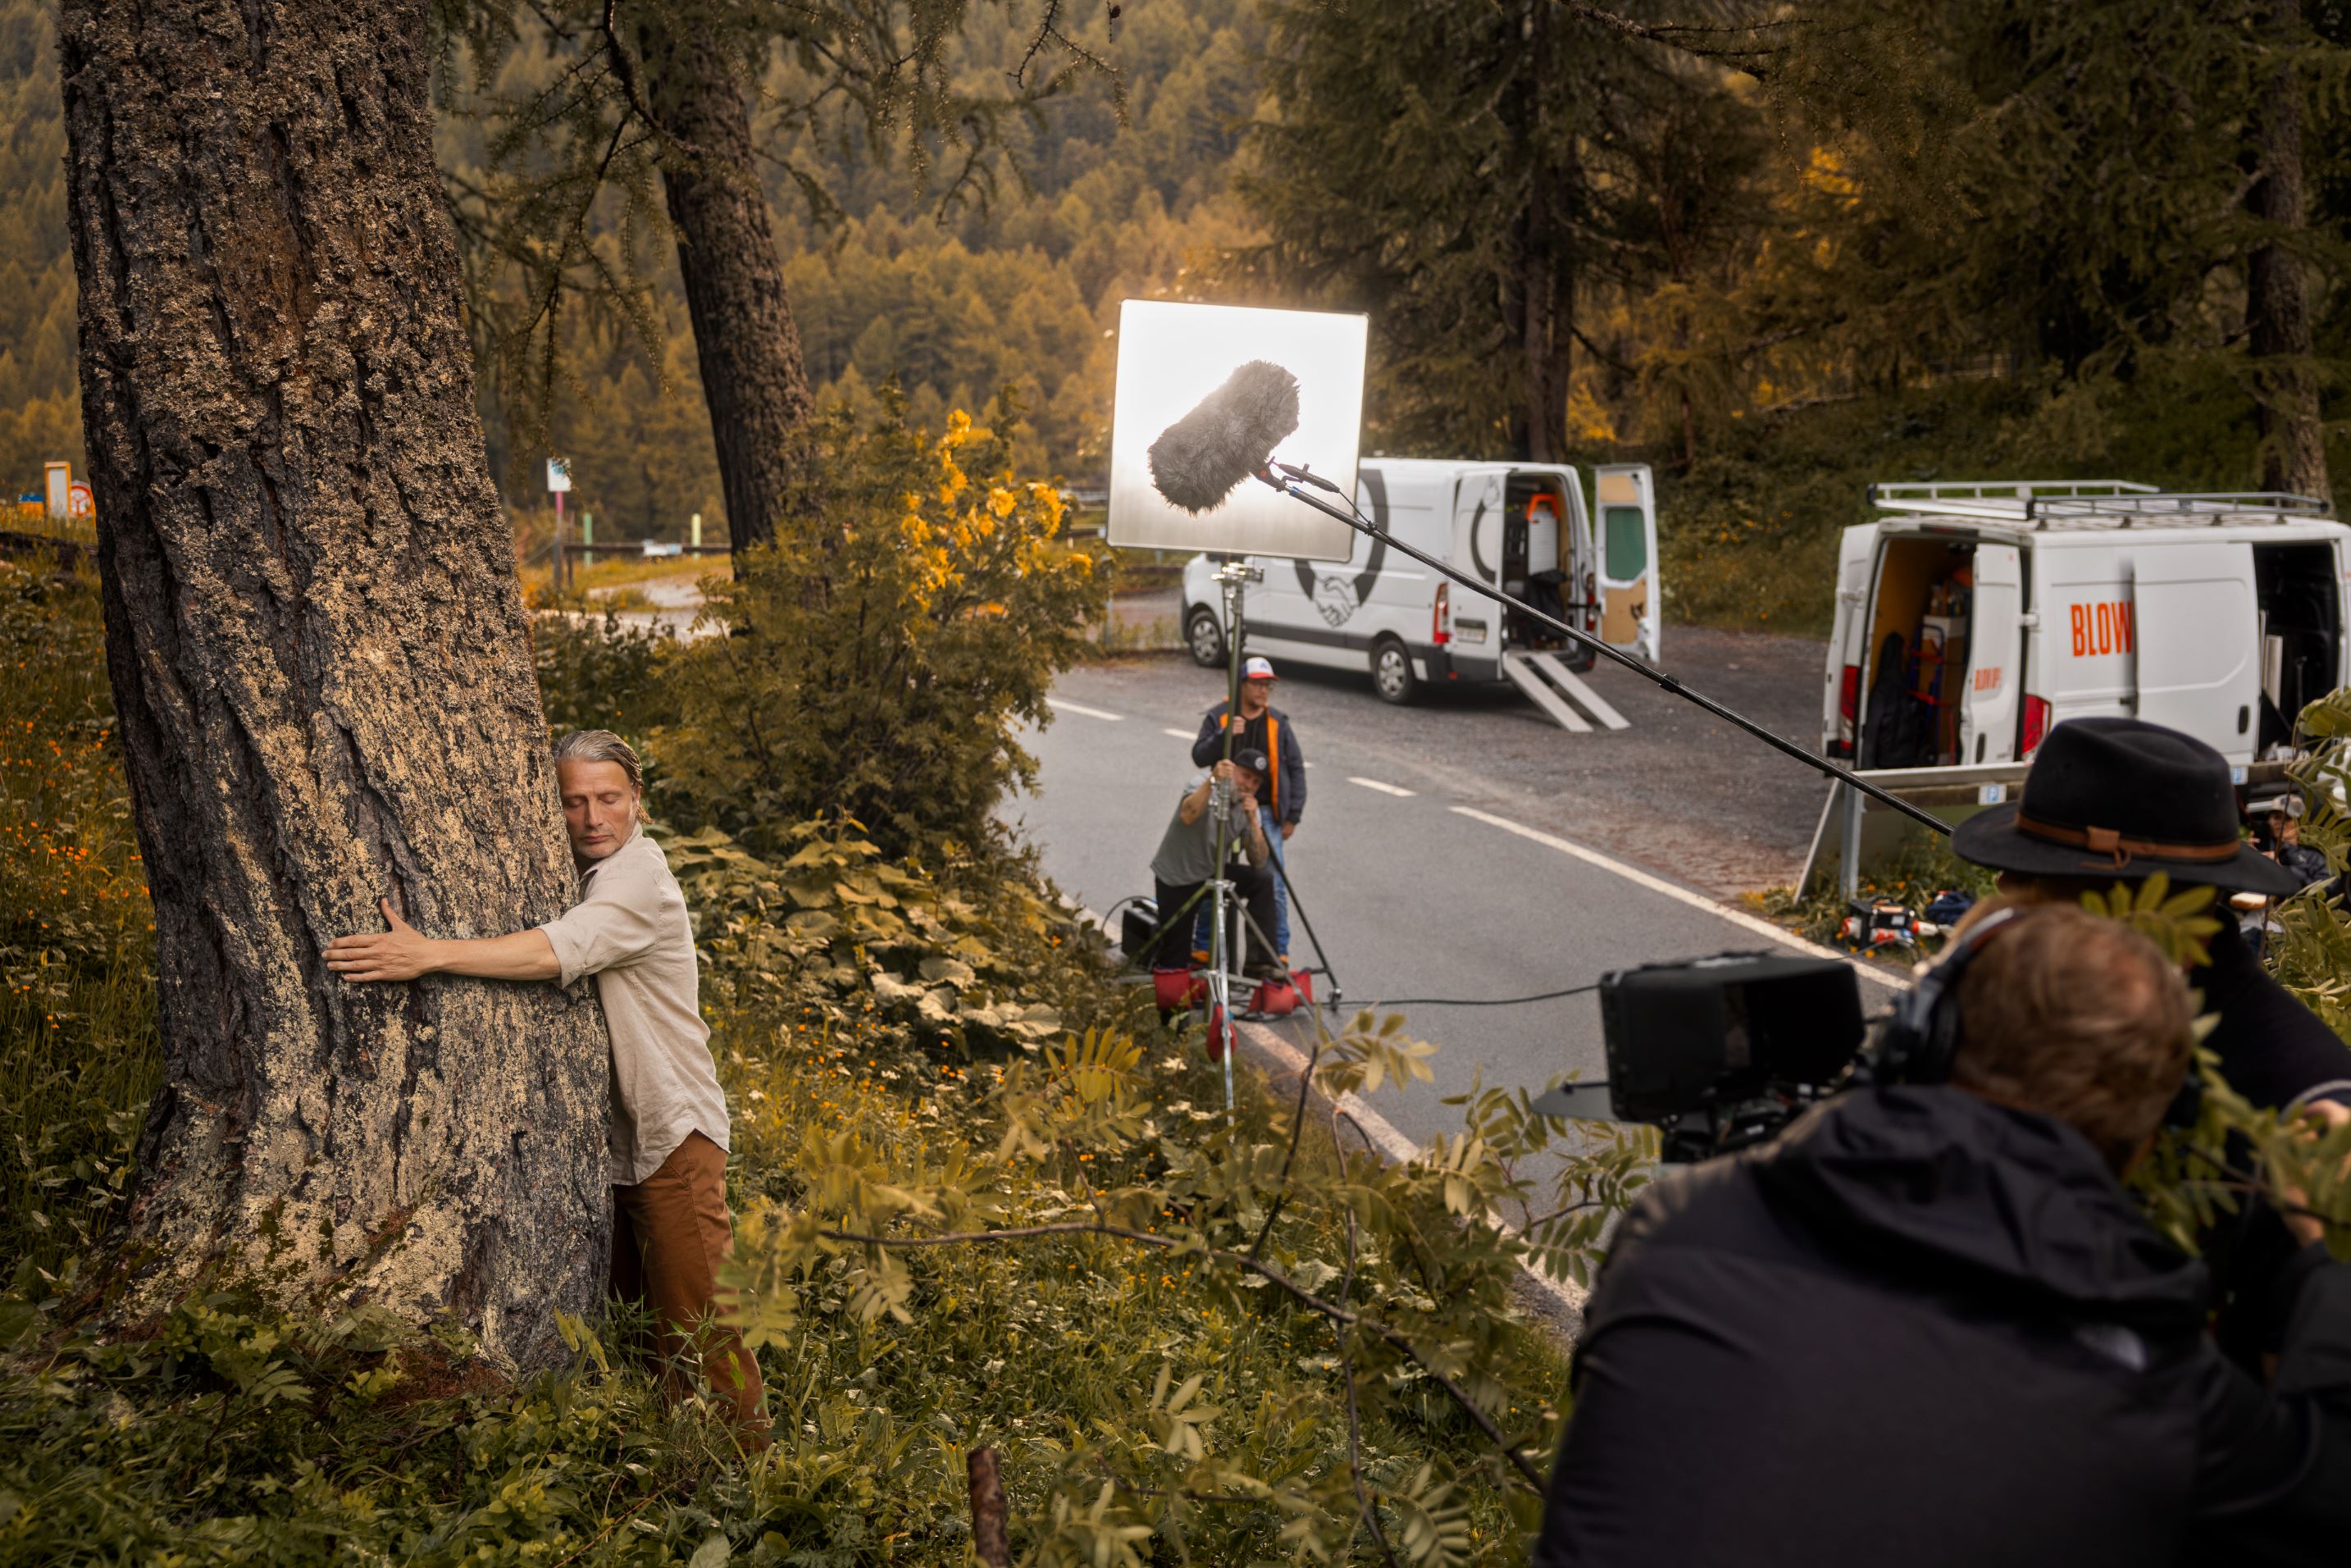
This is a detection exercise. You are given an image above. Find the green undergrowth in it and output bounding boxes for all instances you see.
[0,561,1632,1564]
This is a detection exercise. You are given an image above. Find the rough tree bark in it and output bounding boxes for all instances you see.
[2246,5,2329,499]
[632,11,815,558]
[58,0,609,1370]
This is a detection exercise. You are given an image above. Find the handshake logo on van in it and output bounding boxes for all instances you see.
[1312,575,1361,627]
[2070,599,2136,659]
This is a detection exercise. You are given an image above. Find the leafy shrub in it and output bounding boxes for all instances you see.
[658,394,1107,857]
[663,818,1082,1052]
[534,604,683,741]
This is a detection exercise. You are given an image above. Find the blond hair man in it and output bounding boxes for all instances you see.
[327,730,761,1434]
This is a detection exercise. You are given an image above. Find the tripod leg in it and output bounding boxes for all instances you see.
[1265,847,1341,1007]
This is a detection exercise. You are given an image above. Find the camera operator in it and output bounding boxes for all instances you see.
[1147,749,1280,978]
[1532,903,2351,1568]
[1953,718,2351,1369]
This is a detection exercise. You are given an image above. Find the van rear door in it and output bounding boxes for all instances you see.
[1593,465,1659,663]
[2134,540,2260,761]
[1959,542,2023,765]
[1823,523,1878,757]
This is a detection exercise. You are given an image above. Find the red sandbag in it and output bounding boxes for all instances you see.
[1152,968,1206,1011]
[1251,978,1300,1016]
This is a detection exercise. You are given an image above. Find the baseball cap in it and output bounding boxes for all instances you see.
[1231,747,1271,774]
[1242,655,1278,681]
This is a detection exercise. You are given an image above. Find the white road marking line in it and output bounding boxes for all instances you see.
[1348,776,1417,797]
[1163,727,1193,740]
[1450,806,1904,990]
[1050,700,1124,722]
[1234,1019,1588,1324]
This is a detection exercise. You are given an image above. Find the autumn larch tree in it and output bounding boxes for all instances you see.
[57,0,608,1369]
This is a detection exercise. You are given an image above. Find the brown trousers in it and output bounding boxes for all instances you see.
[610,1131,766,1434]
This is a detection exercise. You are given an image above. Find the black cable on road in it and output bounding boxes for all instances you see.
[1360,982,1602,1010]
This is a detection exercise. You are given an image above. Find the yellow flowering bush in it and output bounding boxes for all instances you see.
[661,393,1106,858]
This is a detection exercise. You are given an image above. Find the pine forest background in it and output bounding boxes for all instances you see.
[10,0,2351,632]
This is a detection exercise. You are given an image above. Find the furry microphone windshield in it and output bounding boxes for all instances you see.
[1146,359,1301,513]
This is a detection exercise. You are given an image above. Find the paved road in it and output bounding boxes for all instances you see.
[1005,630,1897,1182]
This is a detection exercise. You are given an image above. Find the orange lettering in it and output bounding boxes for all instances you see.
[2117,602,2133,654]
[2071,604,2087,656]
[2094,602,2112,654]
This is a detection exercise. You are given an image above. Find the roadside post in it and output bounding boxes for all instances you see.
[547,458,572,594]
[691,512,702,550]
[1840,784,1864,903]
[583,512,594,572]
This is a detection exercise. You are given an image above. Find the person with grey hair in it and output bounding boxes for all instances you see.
[325,729,762,1437]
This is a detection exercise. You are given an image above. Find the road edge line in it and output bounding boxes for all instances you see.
[1449,806,1904,990]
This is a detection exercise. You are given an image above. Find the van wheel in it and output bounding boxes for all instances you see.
[1186,607,1225,668]
[1370,638,1418,704]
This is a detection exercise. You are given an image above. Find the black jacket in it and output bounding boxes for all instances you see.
[1533,1087,2351,1568]
[1190,701,1307,827]
[2195,917,2351,1110]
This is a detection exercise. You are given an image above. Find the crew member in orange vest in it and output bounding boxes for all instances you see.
[1189,654,1308,964]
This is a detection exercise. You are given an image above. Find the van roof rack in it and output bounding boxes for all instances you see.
[1867,480,2333,527]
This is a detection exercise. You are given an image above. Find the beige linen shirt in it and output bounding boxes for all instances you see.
[540,826,731,1186]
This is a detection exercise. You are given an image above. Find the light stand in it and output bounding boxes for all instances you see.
[1204,555,1261,1109]
[1252,466,1952,836]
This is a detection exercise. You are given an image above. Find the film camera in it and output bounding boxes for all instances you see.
[1531,953,1867,1162]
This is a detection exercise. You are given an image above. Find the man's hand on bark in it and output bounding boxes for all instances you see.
[325,897,438,982]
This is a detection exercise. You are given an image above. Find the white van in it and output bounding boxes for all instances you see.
[1181,459,1661,709]
[1821,481,2349,770]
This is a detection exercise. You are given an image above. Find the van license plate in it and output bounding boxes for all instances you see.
[1977,784,2007,805]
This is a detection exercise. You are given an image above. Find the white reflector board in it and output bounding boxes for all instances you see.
[1106,300,1365,561]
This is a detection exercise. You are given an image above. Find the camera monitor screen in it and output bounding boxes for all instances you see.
[1106,300,1365,561]
[1597,954,1865,1124]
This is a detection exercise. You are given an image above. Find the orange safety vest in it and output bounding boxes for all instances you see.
[1219,709,1282,820]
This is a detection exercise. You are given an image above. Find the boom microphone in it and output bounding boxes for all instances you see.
[1148,360,1301,513]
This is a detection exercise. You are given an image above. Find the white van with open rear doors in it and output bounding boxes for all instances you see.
[1182,459,1660,727]
[1821,481,2349,771]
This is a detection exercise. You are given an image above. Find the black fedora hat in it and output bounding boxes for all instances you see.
[1951,717,2301,896]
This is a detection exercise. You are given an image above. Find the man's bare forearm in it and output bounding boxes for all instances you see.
[433,930,562,981]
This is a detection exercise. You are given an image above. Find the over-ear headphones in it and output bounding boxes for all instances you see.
[1870,905,2023,1086]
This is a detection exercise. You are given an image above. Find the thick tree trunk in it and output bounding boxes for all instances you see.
[1521,192,1575,466]
[1517,0,1573,465]
[58,0,609,1370]
[2247,9,2329,499]
[637,14,814,558]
